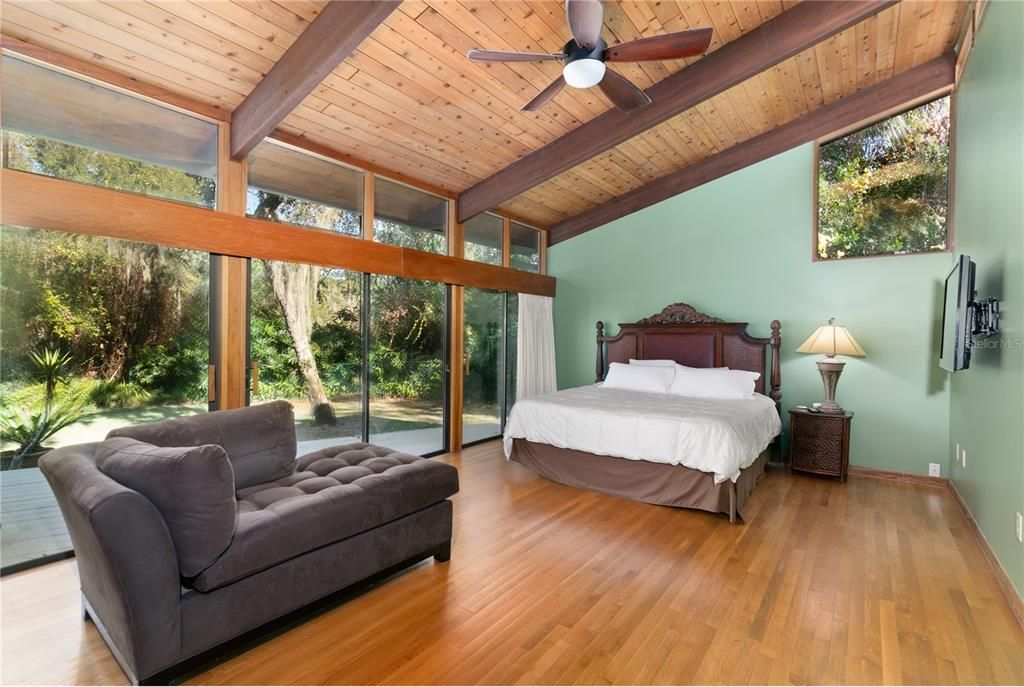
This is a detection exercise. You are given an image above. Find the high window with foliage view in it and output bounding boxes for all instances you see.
[247,140,362,235]
[1,56,217,207]
[816,97,950,260]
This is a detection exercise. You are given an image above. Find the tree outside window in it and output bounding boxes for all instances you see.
[816,96,950,260]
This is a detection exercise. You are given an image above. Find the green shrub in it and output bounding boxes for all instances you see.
[4,381,47,408]
[131,339,207,403]
[252,378,305,403]
[369,344,442,399]
[87,380,152,408]
[250,312,305,401]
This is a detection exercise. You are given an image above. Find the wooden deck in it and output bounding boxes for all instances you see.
[0,468,71,573]
[2,439,1022,685]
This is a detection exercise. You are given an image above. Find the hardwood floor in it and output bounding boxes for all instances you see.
[2,440,1022,685]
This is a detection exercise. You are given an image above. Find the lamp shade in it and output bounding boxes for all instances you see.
[796,318,866,357]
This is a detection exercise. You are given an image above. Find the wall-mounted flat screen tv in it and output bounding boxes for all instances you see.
[940,254,975,372]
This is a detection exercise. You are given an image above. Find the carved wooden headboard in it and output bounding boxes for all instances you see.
[596,302,782,407]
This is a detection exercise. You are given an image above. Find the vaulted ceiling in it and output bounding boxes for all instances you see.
[1,0,968,231]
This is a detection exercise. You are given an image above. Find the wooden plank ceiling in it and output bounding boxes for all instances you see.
[1,0,968,230]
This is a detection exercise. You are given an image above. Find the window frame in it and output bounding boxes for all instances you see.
[371,173,450,254]
[245,137,365,237]
[812,94,955,262]
[508,220,544,273]
[1,53,221,210]
[462,211,505,266]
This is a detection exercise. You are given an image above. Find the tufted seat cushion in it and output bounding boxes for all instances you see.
[191,443,458,592]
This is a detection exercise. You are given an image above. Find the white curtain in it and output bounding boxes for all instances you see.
[516,294,557,400]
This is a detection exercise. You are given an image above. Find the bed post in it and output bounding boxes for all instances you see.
[595,321,605,383]
[769,320,782,409]
[770,320,783,463]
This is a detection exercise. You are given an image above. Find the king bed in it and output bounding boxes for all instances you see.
[504,303,782,522]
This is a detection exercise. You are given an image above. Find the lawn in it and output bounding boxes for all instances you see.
[4,396,502,455]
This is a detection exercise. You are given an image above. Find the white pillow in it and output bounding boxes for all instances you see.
[669,365,760,400]
[629,359,677,367]
[727,369,761,397]
[630,359,730,370]
[603,362,674,394]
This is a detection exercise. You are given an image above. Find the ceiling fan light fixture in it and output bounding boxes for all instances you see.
[563,58,606,89]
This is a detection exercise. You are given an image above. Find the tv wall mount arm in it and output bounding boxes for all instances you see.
[971,297,1000,337]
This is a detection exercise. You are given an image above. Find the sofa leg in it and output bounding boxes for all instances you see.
[434,540,451,563]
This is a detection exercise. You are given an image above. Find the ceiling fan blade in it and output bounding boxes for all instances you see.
[468,49,564,63]
[522,76,566,112]
[566,0,604,50]
[597,69,651,112]
[605,28,713,62]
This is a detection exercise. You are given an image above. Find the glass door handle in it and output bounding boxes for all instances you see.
[251,362,260,396]
[208,364,216,403]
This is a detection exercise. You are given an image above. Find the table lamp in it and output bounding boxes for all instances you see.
[796,318,865,414]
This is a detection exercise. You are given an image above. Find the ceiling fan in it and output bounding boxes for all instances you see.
[467,0,713,113]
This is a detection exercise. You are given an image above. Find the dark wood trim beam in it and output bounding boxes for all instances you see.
[230,0,400,160]
[0,169,555,297]
[549,53,955,245]
[457,0,897,223]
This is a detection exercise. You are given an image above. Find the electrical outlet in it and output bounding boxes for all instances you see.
[929,463,941,477]
[1016,513,1023,544]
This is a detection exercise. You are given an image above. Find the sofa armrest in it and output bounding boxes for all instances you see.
[39,444,182,681]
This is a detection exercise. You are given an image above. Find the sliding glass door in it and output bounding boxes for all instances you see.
[505,292,519,425]
[248,260,364,454]
[369,276,447,455]
[460,289,519,446]
[0,227,212,573]
[247,266,448,457]
[462,288,504,444]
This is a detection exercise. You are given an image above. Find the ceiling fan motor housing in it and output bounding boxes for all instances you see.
[562,38,608,89]
[563,37,607,64]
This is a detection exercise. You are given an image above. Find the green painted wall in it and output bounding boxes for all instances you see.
[549,143,953,476]
[947,0,1024,598]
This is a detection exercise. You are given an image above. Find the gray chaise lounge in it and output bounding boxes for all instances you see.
[40,401,458,684]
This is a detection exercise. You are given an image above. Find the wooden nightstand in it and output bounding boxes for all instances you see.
[788,408,853,481]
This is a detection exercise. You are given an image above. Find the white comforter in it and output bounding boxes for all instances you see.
[502,385,781,484]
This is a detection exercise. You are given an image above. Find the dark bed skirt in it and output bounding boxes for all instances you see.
[509,439,770,523]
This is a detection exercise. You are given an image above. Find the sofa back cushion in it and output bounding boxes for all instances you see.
[108,401,297,488]
[96,437,236,577]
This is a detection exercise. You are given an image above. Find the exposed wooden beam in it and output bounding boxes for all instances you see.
[456,0,897,223]
[548,54,956,245]
[230,0,400,160]
[1,169,555,297]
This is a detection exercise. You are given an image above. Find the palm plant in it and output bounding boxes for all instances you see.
[30,348,74,408]
[0,347,85,469]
